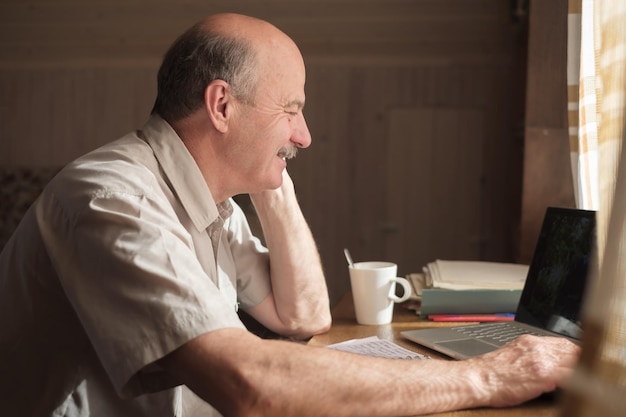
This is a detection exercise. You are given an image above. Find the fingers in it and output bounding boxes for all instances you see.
[472,335,581,407]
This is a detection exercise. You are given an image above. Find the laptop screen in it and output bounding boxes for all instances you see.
[515,207,596,339]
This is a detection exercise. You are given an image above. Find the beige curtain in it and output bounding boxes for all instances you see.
[562,0,626,415]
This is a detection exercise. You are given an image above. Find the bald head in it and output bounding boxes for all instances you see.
[151,13,302,123]
[200,13,281,38]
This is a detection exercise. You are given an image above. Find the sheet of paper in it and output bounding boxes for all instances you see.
[327,336,428,359]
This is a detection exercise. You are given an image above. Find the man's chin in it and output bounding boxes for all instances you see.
[254,165,286,191]
[254,175,283,192]
[268,176,284,190]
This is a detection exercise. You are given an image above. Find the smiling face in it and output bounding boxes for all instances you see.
[226,33,312,193]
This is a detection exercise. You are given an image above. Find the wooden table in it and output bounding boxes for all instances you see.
[308,292,561,417]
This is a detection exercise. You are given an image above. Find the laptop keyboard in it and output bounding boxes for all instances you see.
[455,323,544,345]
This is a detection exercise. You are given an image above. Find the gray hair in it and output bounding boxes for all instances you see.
[151,22,259,122]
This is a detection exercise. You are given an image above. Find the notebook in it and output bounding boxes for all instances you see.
[401,206,596,360]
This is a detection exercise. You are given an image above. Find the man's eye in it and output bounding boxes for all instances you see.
[287,111,298,116]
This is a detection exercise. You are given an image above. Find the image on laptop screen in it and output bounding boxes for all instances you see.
[515,207,596,339]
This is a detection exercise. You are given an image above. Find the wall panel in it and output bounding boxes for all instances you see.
[521,0,575,264]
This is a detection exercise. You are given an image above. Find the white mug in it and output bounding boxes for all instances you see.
[349,261,412,325]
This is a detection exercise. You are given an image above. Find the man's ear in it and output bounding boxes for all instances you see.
[204,80,231,133]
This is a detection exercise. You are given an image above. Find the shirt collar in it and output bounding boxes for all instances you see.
[140,114,231,232]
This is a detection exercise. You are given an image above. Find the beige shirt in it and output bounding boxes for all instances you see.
[0,115,272,416]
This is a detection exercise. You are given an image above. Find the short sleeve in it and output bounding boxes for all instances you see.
[37,188,246,397]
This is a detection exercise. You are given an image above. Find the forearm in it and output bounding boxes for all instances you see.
[251,343,488,417]
[249,174,331,334]
[164,329,487,417]
[239,342,487,417]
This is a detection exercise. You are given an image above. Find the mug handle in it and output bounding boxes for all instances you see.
[388,277,412,303]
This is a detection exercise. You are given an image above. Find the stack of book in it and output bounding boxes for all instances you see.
[407,260,528,318]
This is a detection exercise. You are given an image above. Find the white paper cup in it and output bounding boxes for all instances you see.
[349,261,412,325]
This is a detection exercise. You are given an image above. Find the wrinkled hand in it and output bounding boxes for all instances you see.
[469,335,581,407]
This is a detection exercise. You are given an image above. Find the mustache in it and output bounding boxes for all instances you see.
[277,146,298,159]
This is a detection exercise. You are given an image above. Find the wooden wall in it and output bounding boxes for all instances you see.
[520,0,576,263]
[0,0,528,306]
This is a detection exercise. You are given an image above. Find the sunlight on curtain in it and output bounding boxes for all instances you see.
[562,0,626,415]
[567,0,598,211]
[570,0,625,260]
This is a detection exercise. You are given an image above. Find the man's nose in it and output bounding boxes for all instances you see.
[292,113,312,149]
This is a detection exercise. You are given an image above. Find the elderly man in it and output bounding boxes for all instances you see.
[0,13,579,417]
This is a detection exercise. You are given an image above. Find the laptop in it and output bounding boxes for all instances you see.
[401,206,596,360]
